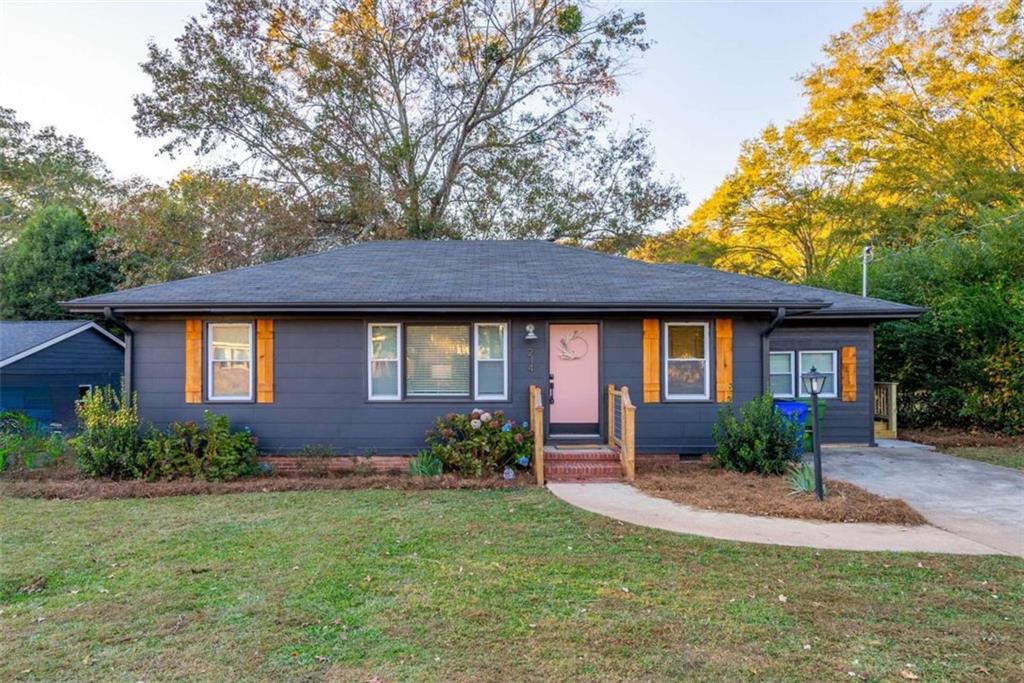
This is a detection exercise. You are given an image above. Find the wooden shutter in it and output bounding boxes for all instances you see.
[642,319,660,403]
[185,319,203,403]
[715,318,733,403]
[841,346,857,402]
[257,319,275,403]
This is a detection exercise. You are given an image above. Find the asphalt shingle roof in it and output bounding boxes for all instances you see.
[65,240,921,318]
[0,320,91,362]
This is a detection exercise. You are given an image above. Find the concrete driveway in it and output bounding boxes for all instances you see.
[821,442,1024,556]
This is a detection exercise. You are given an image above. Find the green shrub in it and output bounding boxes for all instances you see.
[409,450,443,477]
[201,412,258,481]
[424,409,532,476]
[71,385,145,479]
[0,411,65,472]
[712,394,801,475]
[141,421,203,480]
[139,412,257,482]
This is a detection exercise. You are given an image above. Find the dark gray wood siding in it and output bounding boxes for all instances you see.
[769,322,875,445]
[128,314,874,454]
[131,316,543,455]
[0,329,124,429]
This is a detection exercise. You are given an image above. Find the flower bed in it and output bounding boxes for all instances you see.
[635,459,926,525]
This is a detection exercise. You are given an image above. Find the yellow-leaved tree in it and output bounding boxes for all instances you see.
[635,0,1024,281]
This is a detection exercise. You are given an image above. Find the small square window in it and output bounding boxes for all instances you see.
[798,350,838,398]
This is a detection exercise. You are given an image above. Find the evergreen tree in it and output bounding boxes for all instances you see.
[0,205,119,319]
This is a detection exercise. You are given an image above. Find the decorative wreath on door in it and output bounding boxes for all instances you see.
[557,330,589,361]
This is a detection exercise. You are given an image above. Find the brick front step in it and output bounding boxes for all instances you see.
[544,460,624,481]
[544,448,619,462]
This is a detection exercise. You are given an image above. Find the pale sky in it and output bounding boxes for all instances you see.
[0,0,931,216]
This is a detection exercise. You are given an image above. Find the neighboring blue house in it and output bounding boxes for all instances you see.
[0,321,125,430]
[64,240,922,481]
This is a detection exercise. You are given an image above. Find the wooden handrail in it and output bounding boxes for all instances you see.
[529,385,545,486]
[607,384,636,482]
[873,381,899,438]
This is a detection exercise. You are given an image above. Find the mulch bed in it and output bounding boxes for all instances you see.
[901,428,1024,450]
[635,460,926,526]
[0,471,534,501]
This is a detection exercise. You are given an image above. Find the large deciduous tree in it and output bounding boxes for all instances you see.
[133,0,684,250]
[0,108,113,243]
[636,0,1024,279]
[101,169,327,286]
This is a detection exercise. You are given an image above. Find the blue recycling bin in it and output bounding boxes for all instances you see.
[773,399,809,456]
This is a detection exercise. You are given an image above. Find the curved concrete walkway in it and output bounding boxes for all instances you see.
[548,482,1009,555]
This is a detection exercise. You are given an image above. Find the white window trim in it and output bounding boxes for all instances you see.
[798,350,838,399]
[207,322,254,402]
[769,351,795,398]
[473,322,509,400]
[368,323,402,401]
[663,322,711,401]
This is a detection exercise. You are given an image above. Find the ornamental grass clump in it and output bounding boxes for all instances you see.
[424,409,533,476]
[712,394,802,475]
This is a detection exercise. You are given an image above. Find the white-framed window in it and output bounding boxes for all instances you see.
[76,384,93,403]
[798,350,838,398]
[664,322,710,400]
[474,322,508,400]
[769,351,795,398]
[368,323,402,400]
[405,324,471,397]
[208,323,253,401]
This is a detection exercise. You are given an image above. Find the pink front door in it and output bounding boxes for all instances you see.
[548,324,600,433]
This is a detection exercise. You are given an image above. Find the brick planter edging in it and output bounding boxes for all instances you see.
[259,455,413,475]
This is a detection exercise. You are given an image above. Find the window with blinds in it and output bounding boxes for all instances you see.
[405,324,471,396]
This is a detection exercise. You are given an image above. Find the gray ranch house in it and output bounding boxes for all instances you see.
[65,241,920,479]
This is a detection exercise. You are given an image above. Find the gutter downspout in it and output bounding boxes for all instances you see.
[104,307,133,395]
[760,307,787,394]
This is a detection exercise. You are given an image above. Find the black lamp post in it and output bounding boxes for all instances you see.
[801,366,827,501]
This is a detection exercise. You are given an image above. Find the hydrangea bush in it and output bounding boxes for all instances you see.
[424,409,533,476]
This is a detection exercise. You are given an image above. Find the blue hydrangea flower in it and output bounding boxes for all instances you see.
[521,421,529,428]
[503,466,515,481]
[501,421,513,432]
[517,455,530,467]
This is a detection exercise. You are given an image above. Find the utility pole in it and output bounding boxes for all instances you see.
[861,245,873,297]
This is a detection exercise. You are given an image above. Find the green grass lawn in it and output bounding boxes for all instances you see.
[2,489,1022,681]
[947,447,1024,471]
